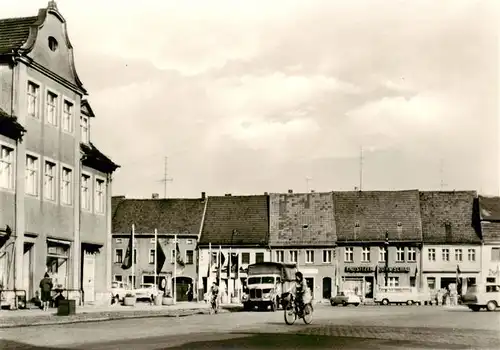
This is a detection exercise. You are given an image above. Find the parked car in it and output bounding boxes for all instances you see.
[330,292,361,306]
[110,281,131,301]
[134,284,161,301]
[462,283,500,312]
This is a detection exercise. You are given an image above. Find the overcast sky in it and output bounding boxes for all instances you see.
[3,0,499,198]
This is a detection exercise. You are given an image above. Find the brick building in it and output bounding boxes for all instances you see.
[197,195,270,302]
[477,196,500,284]
[111,195,206,301]
[420,191,481,294]
[0,2,118,305]
[333,190,423,300]
[269,191,337,301]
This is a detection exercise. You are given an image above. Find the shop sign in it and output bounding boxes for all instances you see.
[344,266,411,273]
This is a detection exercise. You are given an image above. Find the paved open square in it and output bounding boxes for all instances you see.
[1,305,499,349]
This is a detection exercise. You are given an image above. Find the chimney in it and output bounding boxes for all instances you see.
[152,193,159,199]
[264,192,268,195]
[288,189,293,194]
[201,192,206,201]
[311,190,315,193]
[225,193,232,197]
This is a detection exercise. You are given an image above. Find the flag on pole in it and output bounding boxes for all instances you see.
[176,240,185,267]
[207,243,212,279]
[456,264,461,285]
[156,239,166,273]
[121,227,134,270]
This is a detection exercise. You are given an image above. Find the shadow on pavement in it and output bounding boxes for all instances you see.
[164,333,471,350]
[0,339,72,349]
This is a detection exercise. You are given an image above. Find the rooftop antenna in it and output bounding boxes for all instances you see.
[158,156,173,198]
[440,159,447,190]
[306,177,312,193]
[359,146,364,191]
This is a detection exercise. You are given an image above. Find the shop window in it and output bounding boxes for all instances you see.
[46,241,70,289]
[388,277,399,287]
[427,277,436,290]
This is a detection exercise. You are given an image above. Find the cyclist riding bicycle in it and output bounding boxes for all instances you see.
[288,271,308,313]
[209,281,219,308]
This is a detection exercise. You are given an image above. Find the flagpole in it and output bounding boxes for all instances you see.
[173,234,177,305]
[218,245,222,296]
[229,246,232,303]
[131,224,135,289]
[208,242,212,286]
[154,229,158,287]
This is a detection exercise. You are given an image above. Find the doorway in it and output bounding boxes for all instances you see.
[364,276,374,298]
[174,276,193,302]
[23,242,34,299]
[305,277,314,299]
[82,252,96,303]
[322,277,332,299]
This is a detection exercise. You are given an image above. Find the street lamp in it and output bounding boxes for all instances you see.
[385,231,389,287]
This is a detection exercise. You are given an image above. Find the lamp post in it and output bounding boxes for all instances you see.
[385,231,389,287]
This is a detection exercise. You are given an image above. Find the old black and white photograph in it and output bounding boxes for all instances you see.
[0,0,499,349]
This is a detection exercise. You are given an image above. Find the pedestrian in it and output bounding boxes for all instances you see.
[39,272,53,311]
[186,284,193,302]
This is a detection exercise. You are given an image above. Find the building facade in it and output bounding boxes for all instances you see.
[478,196,500,284]
[0,2,118,305]
[197,195,270,302]
[111,195,206,301]
[420,191,481,295]
[269,191,337,301]
[334,190,423,300]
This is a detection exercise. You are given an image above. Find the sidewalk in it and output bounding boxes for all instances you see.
[0,301,243,328]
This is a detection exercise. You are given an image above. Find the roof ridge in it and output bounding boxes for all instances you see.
[0,15,38,23]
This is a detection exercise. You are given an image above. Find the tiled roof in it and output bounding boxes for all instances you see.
[478,196,500,242]
[112,198,206,235]
[333,190,422,242]
[0,16,37,55]
[81,142,119,174]
[269,192,336,246]
[0,108,26,140]
[419,191,480,244]
[199,195,269,246]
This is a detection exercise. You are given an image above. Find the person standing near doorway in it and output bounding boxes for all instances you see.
[186,284,194,302]
[39,272,53,311]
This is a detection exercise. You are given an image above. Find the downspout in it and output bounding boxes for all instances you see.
[10,50,18,305]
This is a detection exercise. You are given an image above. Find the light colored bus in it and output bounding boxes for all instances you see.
[374,286,430,305]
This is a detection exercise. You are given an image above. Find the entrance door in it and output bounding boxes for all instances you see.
[23,243,33,299]
[83,252,96,303]
[174,277,192,302]
[305,277,314,299]
[364,276,374,298]
[322,277,332,299]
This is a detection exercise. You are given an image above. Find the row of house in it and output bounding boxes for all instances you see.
[0,2,118,305]
[111,190,500,302]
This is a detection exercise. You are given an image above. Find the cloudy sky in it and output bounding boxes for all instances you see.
[3,0,499,198]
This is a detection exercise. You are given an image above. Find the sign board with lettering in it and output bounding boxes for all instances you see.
[344,266,411,273]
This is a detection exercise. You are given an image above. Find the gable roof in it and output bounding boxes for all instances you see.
[199,195,269,246]
[269,192,336,246]
[112,198,206,236]
[333,190,422,242]
[0,16,38,55]
[81,142,119,174]
[419,191,480,244]
[478,196,500,242]
[0,108,26,140]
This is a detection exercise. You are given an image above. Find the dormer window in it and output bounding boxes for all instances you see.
[48,36,58,51]
[354,221,360,228]
[80,115,89,144]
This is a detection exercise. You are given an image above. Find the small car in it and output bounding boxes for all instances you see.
[330,291,361,306]
[134,284,161,301]
[462,283,500,312]
[110,281,130,302]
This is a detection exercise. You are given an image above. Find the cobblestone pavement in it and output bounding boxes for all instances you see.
[0,305,498,349]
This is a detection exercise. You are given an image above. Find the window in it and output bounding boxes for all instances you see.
[379,247,386,262]
[114,249,123,263]
[361,247,370,262]
[187,239,193,245]
[149,249,155,264]
[407,247,416,262]
[80,116,89,144]
[323,250,332,263]
[289,250,298,263]
[150,238,156,244]
[27,81,40,118]
[95,178,105,213]
[81,174,91,210]
[344,247,353,262]
[142,275,155,285]
[61,167,72,205]
[428,248,436,261]
[242,252,250,264]
[492,248,500,262]
[410,277,416,287]
[486,277,496,284]
[468,249,476,262]
[115,238,123,244]
[114,275,123,282]
[186,250,194,264]
[305,250,314,264]
[427,277,436,290]
[388,277,399,287]
[442,248,450,261]
[275,250,284,263]
[46,91,58,125]
[48,36,58,51]
[25,155,39,196]
[62,100,73,132]
[455,249,463,262]
[396,247,405,262]
[43,161,56,200]
[0,145,14,189]
[255,252,264,263]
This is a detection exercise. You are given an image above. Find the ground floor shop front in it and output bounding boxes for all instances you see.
[423,271,480,295]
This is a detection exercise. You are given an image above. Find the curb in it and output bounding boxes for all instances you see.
[0,306,242,329]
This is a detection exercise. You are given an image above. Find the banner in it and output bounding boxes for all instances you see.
[121,228,133,270]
